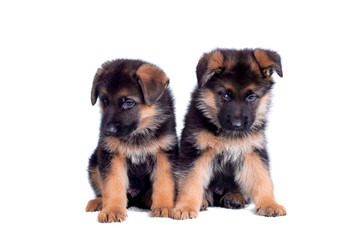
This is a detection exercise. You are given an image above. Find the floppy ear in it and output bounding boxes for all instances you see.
[254,49,283,78]
[136,63,169,106]
[91,61,110,105]
[196,49,224,88]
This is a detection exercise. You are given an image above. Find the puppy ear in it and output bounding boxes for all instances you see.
[196,50,224,88]
[136,63,169,106]
[91,61,110,105]
[254,49,283,78]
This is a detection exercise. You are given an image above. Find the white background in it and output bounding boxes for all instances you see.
[1,0,359,239]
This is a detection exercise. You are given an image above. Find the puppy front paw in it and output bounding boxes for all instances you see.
[171,207,198,220]
[151,207,172,218]
[256,202,286,217]
[97,207,127,223]
[200,197,209,211]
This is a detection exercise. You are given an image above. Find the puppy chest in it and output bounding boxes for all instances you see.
[202,148,244,191]
[126,155,155,194]
[126,154,155,176]
[211,147,243,174]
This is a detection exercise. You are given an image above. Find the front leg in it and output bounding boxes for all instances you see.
[172,149,216,220]
[98,154,128,223]
[239,151,286,217]
[150,151,176,218]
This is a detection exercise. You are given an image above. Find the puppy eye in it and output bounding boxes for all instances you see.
[122,100,136,110]
[246,94,258,103]
[220,91,232,101]
[101,97,109,107]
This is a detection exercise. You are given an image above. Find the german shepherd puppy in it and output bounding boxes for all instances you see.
[172,48,286,219]
[85,59,178,223]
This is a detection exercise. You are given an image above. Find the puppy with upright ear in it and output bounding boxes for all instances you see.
[172,48,286,220]
[86,59,178,223]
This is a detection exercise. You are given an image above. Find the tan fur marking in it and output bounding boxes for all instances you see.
[241,84,257,94]
[138,105,157,130]
[196,89,221,127]
[254,50,274,69]
[204,90,217,119]
[105,134,176,156]
[240,151,286,217]
[136,63,169,106]
[207,50,224,72]
[151,151,175,218]
[256,93,270,120]
[196,131,221,150]
[224,82,236,92]
[172,148,217,220]
[116,89,129,98]
[98,87,109,96]
[98,154,128,223]
[196,130,264,153]
[250,59,262,74]
[136,64,168,86]
[86,197,102,212]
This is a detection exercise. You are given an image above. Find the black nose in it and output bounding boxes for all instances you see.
[103,124,117,136]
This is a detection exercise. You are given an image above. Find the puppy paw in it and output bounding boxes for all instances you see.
[151,208,172,218]
[256,202,286,217]
[222,192,246,209]
[171,207,198,220]
[85,197,102,212]
[200,197,209,211]
[97,208,127,223]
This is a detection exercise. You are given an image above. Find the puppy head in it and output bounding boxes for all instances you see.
[196,48,282,132]
[91,59,169,138]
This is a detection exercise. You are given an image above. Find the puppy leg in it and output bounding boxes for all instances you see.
[221,191,247,209]
[86,166,103,212]
[86,197,102,212]
[151,151,175,218]
[239,151,286,217]
[98,154,128,223]
[172,149,216,220]
[200,197,209,211]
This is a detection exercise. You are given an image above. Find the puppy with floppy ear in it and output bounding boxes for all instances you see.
[86,59,178,223]
[172,48,286,219]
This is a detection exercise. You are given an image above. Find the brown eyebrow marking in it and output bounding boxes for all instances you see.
[223,82,236,93]
[98,87,109,96]
[240,84,258,95]
[114,89,142,103]
[116,89,129,98]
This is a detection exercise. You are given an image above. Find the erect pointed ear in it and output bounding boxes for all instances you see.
[254,49,283,78]
[196,49,224,88]
[91,61,110,105]
[136,63,169,106]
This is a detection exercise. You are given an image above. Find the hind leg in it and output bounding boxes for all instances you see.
[86,197,102,212]
[221,191,247,209]
[200,197,209,211]
[86,153,103,212]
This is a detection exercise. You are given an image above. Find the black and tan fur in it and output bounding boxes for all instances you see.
[85,59,178,223]
[172,48,286,219]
